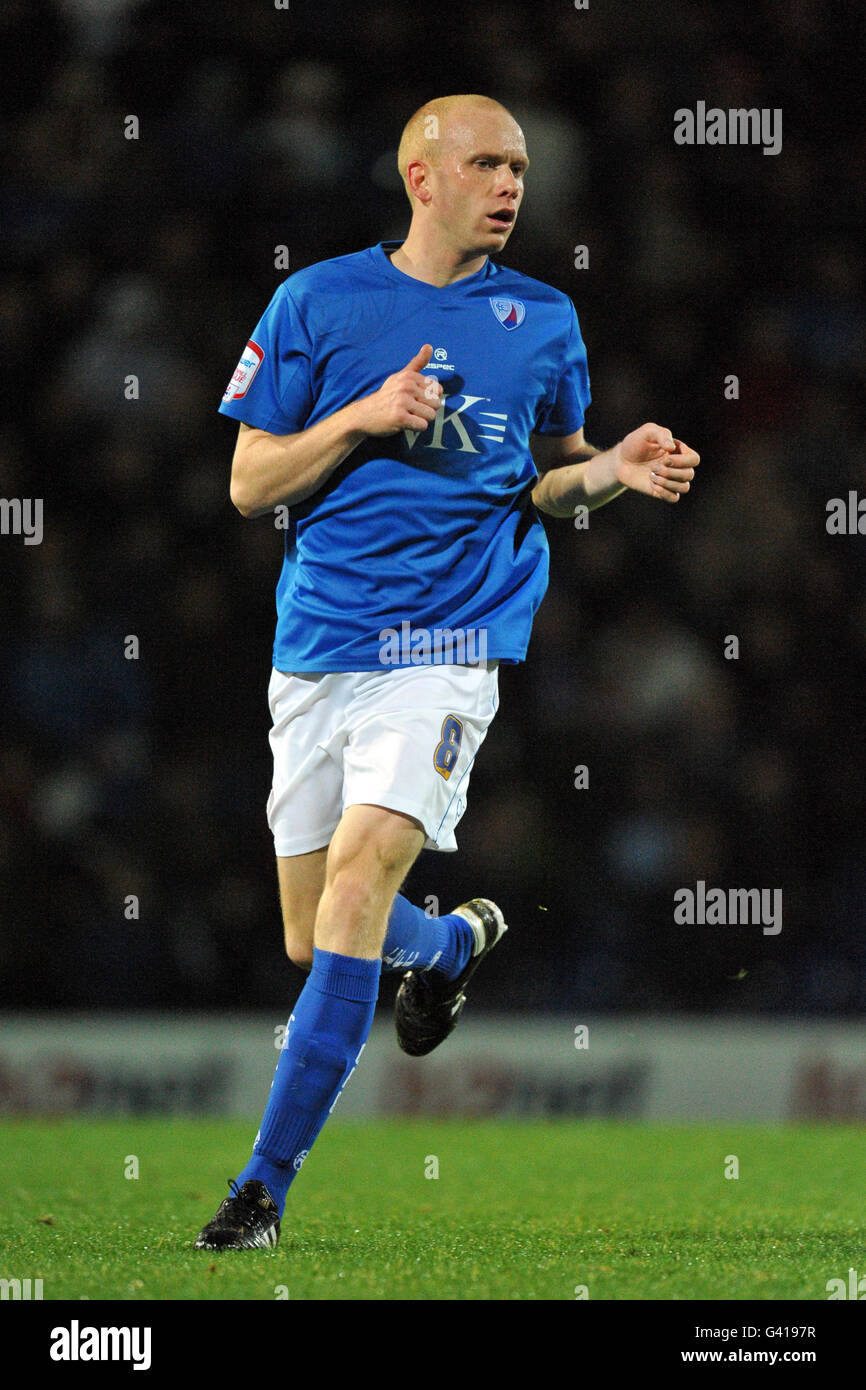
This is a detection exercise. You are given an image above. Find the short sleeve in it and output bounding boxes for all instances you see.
[218,284,314,434]
[533,299,591,437]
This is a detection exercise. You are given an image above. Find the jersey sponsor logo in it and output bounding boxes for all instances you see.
[404,393,509,454]
[223,339,264,401]
[489,296,525,330]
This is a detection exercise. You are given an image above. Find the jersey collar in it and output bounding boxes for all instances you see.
[373,240,494,292]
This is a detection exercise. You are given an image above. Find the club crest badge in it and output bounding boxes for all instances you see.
[489,297,525,331]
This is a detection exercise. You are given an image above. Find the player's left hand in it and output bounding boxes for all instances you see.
[614,424,700,503]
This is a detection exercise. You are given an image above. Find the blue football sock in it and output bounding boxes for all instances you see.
[236,948,380,1215]
[381,893,474,980]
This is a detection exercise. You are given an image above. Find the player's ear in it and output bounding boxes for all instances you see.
[407,159,432,205]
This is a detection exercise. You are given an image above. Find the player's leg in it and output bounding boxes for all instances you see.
[343,660,508,1053]
[313,803,426,956]
[319,804,478,975]
[195,663,501,1249]
[276,849,327,971]
[196,803,425,1249]
[236,804,424,1209]
[381,892,477,976]
[276,843,472,977]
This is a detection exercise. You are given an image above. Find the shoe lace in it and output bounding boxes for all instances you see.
[226,1178,275,1215]
[224,1178,256,1213]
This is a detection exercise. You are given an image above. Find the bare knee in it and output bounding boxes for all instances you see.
[276,850,326,972]
[315,807,426,955]
[326,811,421,892]
[285,933,314,972]
[323,838,413,923]
[281,908,316,971]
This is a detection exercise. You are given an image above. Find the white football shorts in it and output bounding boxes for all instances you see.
[266,661,500,856]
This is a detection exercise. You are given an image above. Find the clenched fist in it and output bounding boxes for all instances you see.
[353,344,444,437]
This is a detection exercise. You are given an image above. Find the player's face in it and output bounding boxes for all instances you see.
[430,113,528,257]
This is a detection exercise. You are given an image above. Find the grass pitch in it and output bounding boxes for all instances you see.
[1,1118,862,1300]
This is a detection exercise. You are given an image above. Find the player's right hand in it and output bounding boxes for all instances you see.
[354,344,444,436]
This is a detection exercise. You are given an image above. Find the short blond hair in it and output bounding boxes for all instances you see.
[396,94,516,207]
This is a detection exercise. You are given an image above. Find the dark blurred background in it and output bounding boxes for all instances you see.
[1,0,863,1016]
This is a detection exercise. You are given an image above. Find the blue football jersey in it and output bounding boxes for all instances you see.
[219,241,591,672]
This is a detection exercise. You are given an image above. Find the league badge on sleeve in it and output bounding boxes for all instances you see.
[489,297,525,331]
[223,340,264,401]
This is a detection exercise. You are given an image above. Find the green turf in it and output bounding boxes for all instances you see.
[0,1118,862,1300]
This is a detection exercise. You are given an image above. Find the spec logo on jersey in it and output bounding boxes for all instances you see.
[427,346,456,374]
[489,297,525,331]
[223,340,264,401]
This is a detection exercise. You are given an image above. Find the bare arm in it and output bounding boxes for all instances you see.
[229,344,443,518]
[530,428,620,516]
[531,425,700,518]
[230,408,368,518]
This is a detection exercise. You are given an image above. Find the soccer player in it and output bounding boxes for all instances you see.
[195,94,700,1250]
